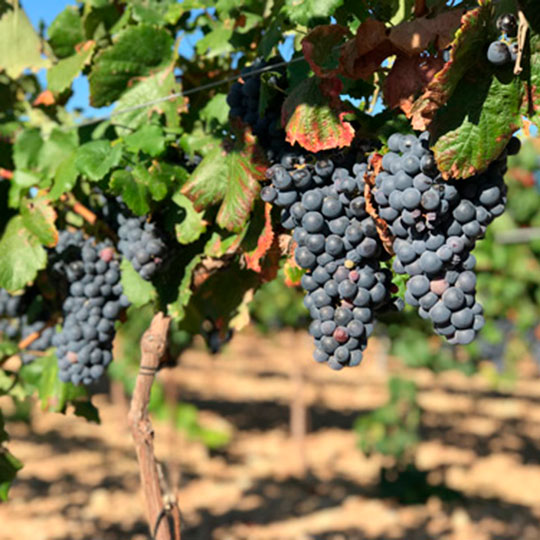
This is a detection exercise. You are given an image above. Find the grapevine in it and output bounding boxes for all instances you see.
[0,1,538,537]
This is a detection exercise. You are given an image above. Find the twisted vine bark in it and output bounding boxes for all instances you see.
[127,312,181,540]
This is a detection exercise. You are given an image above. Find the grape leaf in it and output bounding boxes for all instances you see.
[19,352,89,413]
[172,192,207,245]
[243,202,274,273]
[167,254,202,320]
[410,4,491,131]
[109,169,150,215]
[133,164,168,201]
[432,71,522,179]
[0,216,47,292]
[120,259,156,308]
[124,124,166,157]
[282,76,355,152]
[130,0,179,26]
[14,129,43,171]
[283,0,344,26]
[37,128,79,179]
[0,445,22,502]
[338,18,393,80]
[72,401,100,424]
[383,54,444,115]
[89,25,174,107]
[48,5,85,58]
[0,0,49,78]
[50,153,78,200]
[302,24,350,78]
[112,67,184,134]
[76,140,123,181]
[47,41,96,94]
[524,33,540,128]
[388,9,464,55]
[182,133,266,232]
[20,196,58,247]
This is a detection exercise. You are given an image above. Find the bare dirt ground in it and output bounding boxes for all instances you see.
[2,330,540,539]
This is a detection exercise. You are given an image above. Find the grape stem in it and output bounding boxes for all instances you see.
[127,312,182,540]
[61,194,98,225]
[17,319,57,350]
[514,9,529,76]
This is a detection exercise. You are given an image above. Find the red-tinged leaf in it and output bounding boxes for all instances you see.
[259,236,281,283]
[284,257,304,287]
[431,72,522,179]
[388,9,464,55]
[244,202,274,273]
[20,196,58,247]
[33,90,55,106]
[182,130,267,232]
[339,19,393,80]
[282,76,355,153]
[410,4,491,130]
[302,24,350,78]
[364,154,394,255]
[383,54,445,115]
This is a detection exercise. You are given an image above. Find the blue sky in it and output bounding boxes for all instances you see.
[22,1,373,118]
[24,0,102,115]
[23,0,204,117]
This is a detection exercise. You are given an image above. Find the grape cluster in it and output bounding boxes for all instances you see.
[227,58,288,157]
[0,289,55,363]
[372,131,515,344]
[116,214,166,281]
[262,151,397,369]
[487,13,518,66]
[52,231,130,385]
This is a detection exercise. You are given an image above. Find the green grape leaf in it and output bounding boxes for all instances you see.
[167,253,202,320]
[37,128,79,179]
[410,3,491,131]
[199,93,229,128]
[130,0,180,26]
[0,216,47,292]
[120,258,156,308]
[283,0,344,26]
[124,124,166,157]
[0,446,22,502]
[133,164,168,201]
[20,196,58,247]
[14,129,43,171]
[525,33,540,128]
[47,41,96,94]
[50,152,78,200]
[195,26,233,58]
[72,401,100,424]
[182,133,266,232]
[0,1,49,78]
[89,25,174,107]
[112,67,184,134]
[76,140,123,181]
[432,71,522,179]
[48,5,85,58]
[19,352,89,413]
[282,76,355,152]
[172,192,207,245]
[109,169,150,215]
